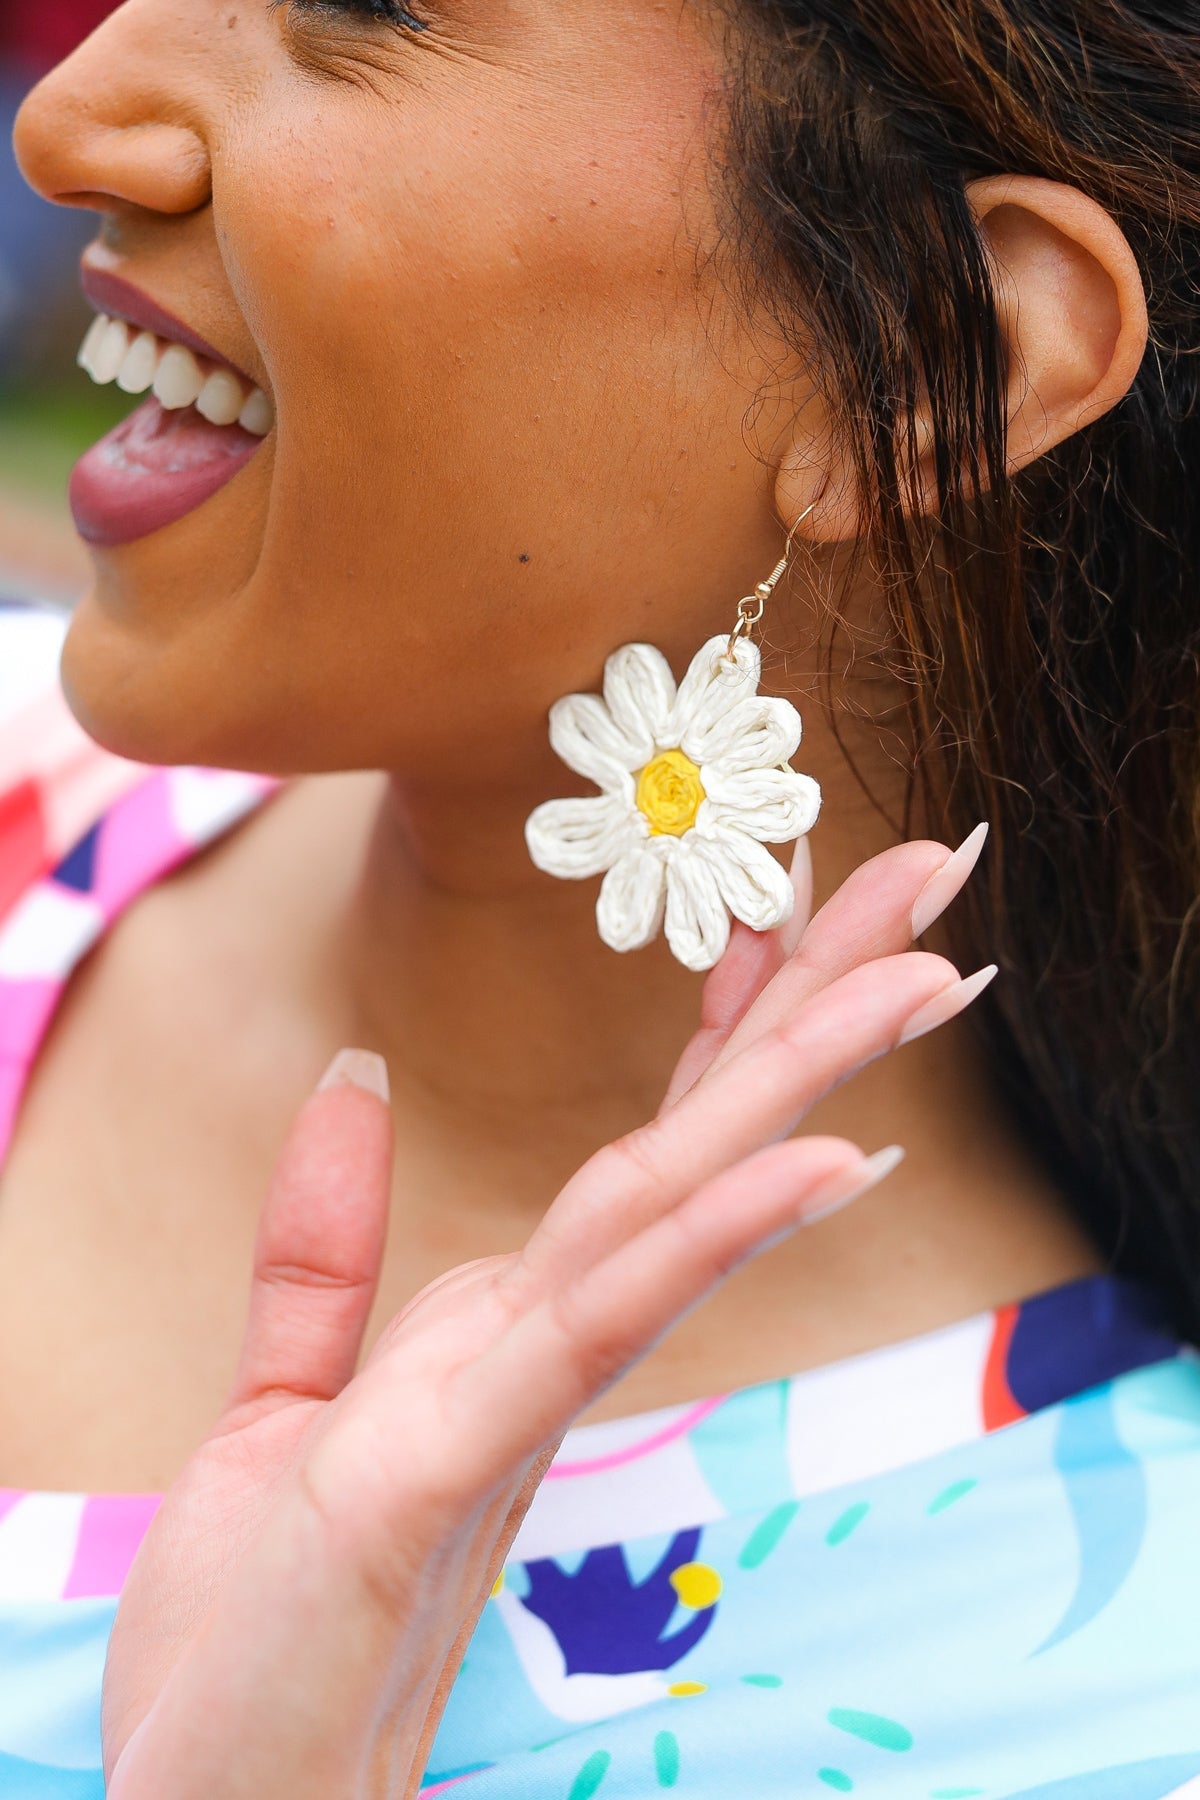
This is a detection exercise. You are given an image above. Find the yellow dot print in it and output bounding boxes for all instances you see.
[669,1562,723,1610]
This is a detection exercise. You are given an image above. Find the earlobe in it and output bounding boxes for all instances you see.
[967,174,1149,473]
[774,412,861,548]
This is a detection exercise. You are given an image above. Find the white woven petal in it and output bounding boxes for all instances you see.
[526,794,637,881]
[667,634,761,747]
[663,838,731,972]
[696,829,795,932]
[701,767,822,844]
[597,844,668,953]
[603,644,676,753]
[549,693,647,790]
[683,693,802,772]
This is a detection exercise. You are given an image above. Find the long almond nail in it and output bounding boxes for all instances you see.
[802,1144,906,1224]
[899,964,998,1047]
[778,834,814,957]
[910,822,989,941]
[318,1048,391,1104]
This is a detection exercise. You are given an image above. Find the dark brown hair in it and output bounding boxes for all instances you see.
[728,0,1200,1329]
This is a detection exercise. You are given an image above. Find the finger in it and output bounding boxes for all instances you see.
[659,836,813,1111]
[222,1050,394,1423]
[777,831,814,956]
[519,948,978,1293]
[701,826,986,1084]
[357,1255,521,1392]
[459,1137,901,1479]
[660,921,782,1112]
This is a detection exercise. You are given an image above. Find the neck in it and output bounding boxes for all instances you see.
[298,652,1100,1404]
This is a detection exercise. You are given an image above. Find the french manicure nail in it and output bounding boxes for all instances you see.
[910,821,989,941]
[898,963,999,1047]
[318,1048,391,1104]
[803,1144,907,1224]
[778,834,814,957]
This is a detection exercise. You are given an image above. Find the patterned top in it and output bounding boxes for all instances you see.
[2,600,1200,1800]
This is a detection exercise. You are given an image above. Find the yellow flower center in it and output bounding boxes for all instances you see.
[635,749,706,837]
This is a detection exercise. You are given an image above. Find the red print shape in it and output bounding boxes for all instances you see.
[0,779,48,928]
[982,1301,1028,1431]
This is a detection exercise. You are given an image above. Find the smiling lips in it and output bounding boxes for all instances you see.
[70,295,275,549]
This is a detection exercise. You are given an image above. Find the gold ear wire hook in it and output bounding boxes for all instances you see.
[725,499,819,662]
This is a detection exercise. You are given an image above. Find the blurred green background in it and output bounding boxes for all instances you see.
[0,2,126,601]
[0,380,126,503]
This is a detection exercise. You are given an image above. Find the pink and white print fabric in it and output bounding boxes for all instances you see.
[0,602,276,1610]
[0,605,278,1165]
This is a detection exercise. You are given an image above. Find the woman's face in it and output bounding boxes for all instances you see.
[15,0,794,781]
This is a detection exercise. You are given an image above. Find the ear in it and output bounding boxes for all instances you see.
[968,174,1149,473]
[774,174,1149,540]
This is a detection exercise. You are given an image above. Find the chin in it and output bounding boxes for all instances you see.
[57,486,282,771]
[60,608,189,770]
[58,582,390,781]
[60,590,249,774]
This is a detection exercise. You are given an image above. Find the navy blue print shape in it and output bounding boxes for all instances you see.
[518,1529,717,1676]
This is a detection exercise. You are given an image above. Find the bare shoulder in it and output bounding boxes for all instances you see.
[0,769,384,1492]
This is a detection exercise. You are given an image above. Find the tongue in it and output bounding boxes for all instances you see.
[70,396,263,548]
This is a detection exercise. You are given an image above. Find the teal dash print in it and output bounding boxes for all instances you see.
[818,1770,854,1791]
[654,1731,681,1788]
[739,1501,800,1569]
[826,1502,870,1545]
[828,1708,914,1751]
[927,1478,978,1515]
[568,1750,612,1799]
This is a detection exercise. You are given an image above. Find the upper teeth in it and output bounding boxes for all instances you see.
[77,314,275,438]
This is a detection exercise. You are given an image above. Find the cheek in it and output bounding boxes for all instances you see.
[206,85,752,758]
[232,95,720,496]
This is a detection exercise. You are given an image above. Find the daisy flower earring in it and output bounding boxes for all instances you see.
[525,527,822,972]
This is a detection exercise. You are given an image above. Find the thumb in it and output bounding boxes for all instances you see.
[223,1050,395,1424]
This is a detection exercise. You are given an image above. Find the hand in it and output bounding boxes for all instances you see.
[102,833,991,1800]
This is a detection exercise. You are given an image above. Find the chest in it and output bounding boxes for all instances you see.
[0,845,660,1491]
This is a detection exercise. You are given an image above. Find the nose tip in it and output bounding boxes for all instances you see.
[13,51,211,218]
